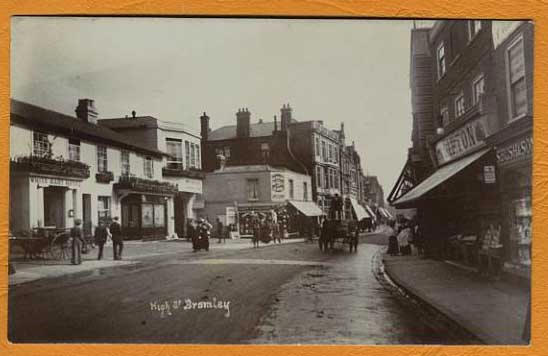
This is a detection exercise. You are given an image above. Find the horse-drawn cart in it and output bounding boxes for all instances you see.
[319,219,359,253]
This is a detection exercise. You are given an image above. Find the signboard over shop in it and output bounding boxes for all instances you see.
[496,135,533,166]
[435,116,490,165]
[177,178,202,194]
[30,175,81,188]
[271,173,286,201]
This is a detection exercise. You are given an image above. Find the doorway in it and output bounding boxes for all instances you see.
[82,194,92,236]
[43,186,66,228]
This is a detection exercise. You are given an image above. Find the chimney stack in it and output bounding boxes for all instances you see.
[200,112,210,141]
[280,103,292,132]
[75,99,98,124]
[236,108,251,137]
[132,110,136,118]
[273,115,278,133]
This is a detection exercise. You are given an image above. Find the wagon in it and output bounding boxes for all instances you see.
[318,219,358,253]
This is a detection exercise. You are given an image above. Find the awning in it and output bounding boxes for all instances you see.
[365,205,377,221]
[349,197,371,221]
[288,200,323,217]
[392,148,490,207]
[379,207,393,219]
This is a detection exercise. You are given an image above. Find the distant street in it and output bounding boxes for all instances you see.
[9,234,448,344]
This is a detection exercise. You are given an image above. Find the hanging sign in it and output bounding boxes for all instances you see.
[483,165,496,184]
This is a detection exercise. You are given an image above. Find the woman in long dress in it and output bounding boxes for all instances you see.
[386,220,399,256]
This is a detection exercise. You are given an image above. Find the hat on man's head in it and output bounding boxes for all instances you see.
[74,218,82,226]
[113,216,119,221]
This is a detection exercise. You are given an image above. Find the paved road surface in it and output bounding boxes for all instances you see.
[9,234,448,344]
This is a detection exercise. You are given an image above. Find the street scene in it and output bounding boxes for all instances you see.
[9,18,531,345]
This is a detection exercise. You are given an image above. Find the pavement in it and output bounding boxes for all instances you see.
[382,253,530,345]
[9,237,305,286]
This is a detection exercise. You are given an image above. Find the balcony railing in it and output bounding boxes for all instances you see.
[10,155,90,179]
[114,175,178,195]
[95,171,114,183]
[162,165,206,179]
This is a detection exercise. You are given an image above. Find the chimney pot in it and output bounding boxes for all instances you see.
[75,98,98,124]
[132,110,136,118]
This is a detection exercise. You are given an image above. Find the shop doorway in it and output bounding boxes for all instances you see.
[174,194,187,238]
[82,194,92,236]
[43,186,66,228]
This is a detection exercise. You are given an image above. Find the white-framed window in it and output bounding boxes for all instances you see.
[321,141,326,161]
[247,178,259,201]
[166,138,183,170]
[440,105,450,127]
[97,145,108,172]
[196,144,201,168]
[468,20,482,41]
[437,42,446,79]
[68,138,80,161]
[334,169,340,189]
[507,35,527,120]
[472,74,485,105]
[185,140,190,168]
[303,182,308,201]
[261,143,270,160]
[121,150,130,176]
[455,93,466,117]
[144,156,154,179]
[289,179,294,199]
[97,196,111,224]
[334,146,338,164]
[190,144,196,168]
[315,137,320,158]
[33,131,50,157]
[316,166,322,189]
[324,166,330,188]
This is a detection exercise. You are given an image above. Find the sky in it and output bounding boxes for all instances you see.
[11,17,432,199]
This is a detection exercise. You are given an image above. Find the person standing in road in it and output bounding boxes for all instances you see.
[94,220,108,260]
[71,219,84,265]
[216,217,224,244]
[110,216,123,260]
[386,220,399,256]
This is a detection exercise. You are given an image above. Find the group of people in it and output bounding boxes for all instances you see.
[187,217,215,252]
[386,219,423,257]
[69,217,124,265]
[250,214,283,248]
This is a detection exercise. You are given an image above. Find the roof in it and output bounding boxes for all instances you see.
[99,117,200,138]
[288,201,323,217]
[392,148,490,208]
[10,99,167,158]
[208,118,299,141]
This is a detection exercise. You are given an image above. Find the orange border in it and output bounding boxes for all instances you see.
[1,1,546,356]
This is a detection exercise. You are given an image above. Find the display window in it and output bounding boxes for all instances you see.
[510,196,532,265]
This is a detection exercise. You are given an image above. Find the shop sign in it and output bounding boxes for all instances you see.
[483,165,496,184]
[226,207,236,225]
[492,21,523,49]
[178,178,202,194]
[30,175,81,188]
[496,136,533,166]
[435,116,490,165]
[271,173,285,201]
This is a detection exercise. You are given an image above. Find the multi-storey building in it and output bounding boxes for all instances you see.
[98,113,204,239]
[390,20,533,279]
[10,99,177,240]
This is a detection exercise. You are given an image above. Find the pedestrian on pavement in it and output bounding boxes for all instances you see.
[110,216,123,260]
[386,220,399,256]
[70,219,84,265]
[197,217,212,251]
[216,217,224,244]
[397,222,412,256]
[94,220,109,260]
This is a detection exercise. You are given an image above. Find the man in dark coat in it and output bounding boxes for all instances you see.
[110,216,123,260]
[71,219,84,265]
[94,220,108,260]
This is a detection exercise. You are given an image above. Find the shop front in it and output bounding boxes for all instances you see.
[488,119,532,278]
[114,176,177,240]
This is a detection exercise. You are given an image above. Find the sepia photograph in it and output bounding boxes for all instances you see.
[7,16,532,345]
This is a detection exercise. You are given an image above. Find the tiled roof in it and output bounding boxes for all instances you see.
[11,99,167,157]
[208,121,277,141]
[98,117,159,129]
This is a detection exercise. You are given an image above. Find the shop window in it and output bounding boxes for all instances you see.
[144,157,154,179]
[33,131,50,157]
[455,93,465,117]
[142,204,154,227]
[303,182,308,201]
[166,138,183,170]
[97,196,111,224]
[121,150,130,176]
[223,146,231,160]
[472,75,485,105]
[510,196,531,266]
[468,20,482,41]
[507,35,527,120]
[97,145,108,172]
[437,42,446,79]
[68,138,80,161]
[247,178,259,201]
[154,204,165,227]
[289,179,294,199]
